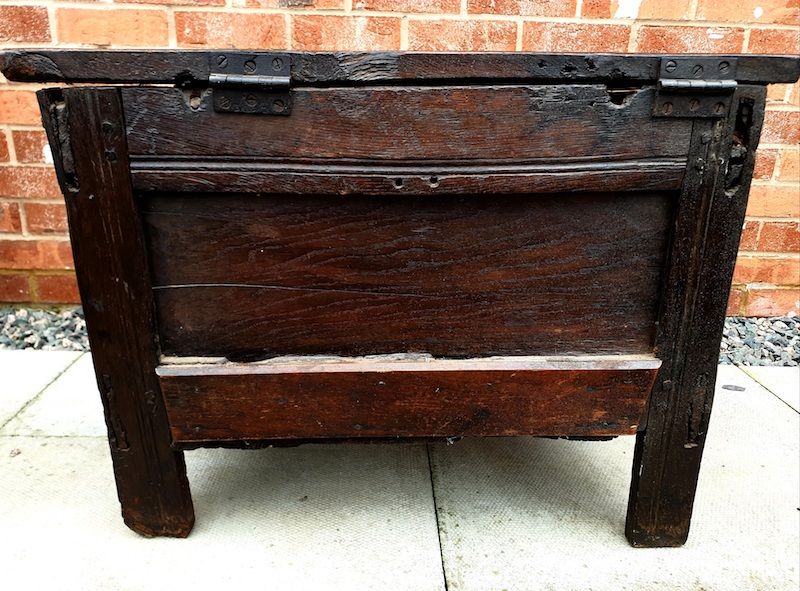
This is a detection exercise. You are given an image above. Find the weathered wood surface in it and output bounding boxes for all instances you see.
[38,87,194,537]
[157,355,661,443]
[122,86,692,161]
[626,85,767,547]
[131,157,686,194]
[2,50,799,84]
[143,191,672,359]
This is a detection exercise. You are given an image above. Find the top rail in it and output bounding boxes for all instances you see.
[1,50,798,86]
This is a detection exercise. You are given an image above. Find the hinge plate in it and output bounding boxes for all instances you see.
[653,57,738,118]
[209,53,292,116]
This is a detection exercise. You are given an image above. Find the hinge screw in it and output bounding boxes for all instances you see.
[713,102,726,115]
[691,64,704,78]
[272,99,286,113]
[217,55,228,69]
[661,102,674,115]
[665,60,677,73]
[272,57,284,71]
[718,61,730,74]
[243,59,257,74]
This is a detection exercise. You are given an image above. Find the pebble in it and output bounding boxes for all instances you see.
[0,307,88,352]
[1,307,798,366]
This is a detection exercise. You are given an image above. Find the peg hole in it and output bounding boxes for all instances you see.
[394,178,404,189]
[428,176,440,187]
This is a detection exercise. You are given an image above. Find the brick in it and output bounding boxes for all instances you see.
[726,287,746,316]
[522,23,630,53]
[176,12,286,49]
[408,20,516,51]
[789,81,800,106]
[748,28,800,54]
[767,83,790,104]
[746,184,800,217]
[753,149,777,180]
[24,203,69,234]
[293,16,401,51]
[739,219,760,250]
[583,0,692,19]
[57,8,169,47]
[634,26,744,53]
[0,239,74,270]
[12,130,49,164]
[0,133,8,162]
[0,274,30,303]
[0,6,51,43]
[0,90,41,126]
[733,256,799,285]
[467,0,575,16]
[762,110,800,145]
[757,221,800,252]
[0,201,22,233]
[698,0,800,25]
[0,167,61,199]
[245,0,343,6]
[354,0,459,11]
[120,0,225,5]
[778,148,799,181]
[33,274,81,304]
[744,288,800,315]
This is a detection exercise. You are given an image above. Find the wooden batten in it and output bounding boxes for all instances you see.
[157,355,661,445]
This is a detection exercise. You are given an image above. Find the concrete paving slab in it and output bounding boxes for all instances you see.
[742,366,800,412]
[2,353,107,437]
[0,437,446,591]
[0,350,81,428]
[429,366,800,591]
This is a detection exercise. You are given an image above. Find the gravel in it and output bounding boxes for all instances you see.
[1,307,798,366]
[1,307,88,352]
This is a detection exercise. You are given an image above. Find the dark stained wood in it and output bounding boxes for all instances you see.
[130,157,686,194]
[37,87,194,538]
[157,355,661,443]
[2,50,799,85]
[143,191,673,359]
[626,85,768,547]
[17,49,797,543]
[122,85,693,161]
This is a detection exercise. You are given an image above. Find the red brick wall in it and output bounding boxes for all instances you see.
[1,0,798,314]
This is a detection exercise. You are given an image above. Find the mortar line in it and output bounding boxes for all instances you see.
[426,443,450,591]
[0,352,84,433]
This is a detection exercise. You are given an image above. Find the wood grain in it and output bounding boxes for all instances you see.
[626,85,768,547]
[157,355,661,443]
[143,191,673,359]
[122,85,693,161]
[2,50,798,85]
[38,87,194,537]
[130,157,686,195]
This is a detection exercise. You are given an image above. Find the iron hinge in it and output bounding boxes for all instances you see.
[653,57,738,118]
[209,53,292,115]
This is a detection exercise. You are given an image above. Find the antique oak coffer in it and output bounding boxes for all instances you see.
[2,50,797,546]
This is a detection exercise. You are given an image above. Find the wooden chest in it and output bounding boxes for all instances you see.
[2,50,797,546]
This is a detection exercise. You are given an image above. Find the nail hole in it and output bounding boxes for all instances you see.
[429,176,439,187]
[394,178,404,188]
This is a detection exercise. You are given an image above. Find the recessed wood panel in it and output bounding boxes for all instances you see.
[143,191,673,359]
[122,85,692,161]
[157,355,661,443]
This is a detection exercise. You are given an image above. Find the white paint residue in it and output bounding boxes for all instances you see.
[614,0,643,19]
[707,28,725,40]
[43,144,53,165]
[754,6,764,19]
